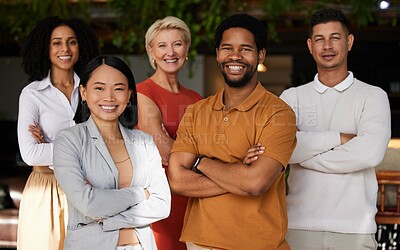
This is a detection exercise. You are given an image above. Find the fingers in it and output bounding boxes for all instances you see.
[243,143,265,164]
[28,122,45,143]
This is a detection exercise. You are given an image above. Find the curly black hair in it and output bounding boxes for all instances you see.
[20,16,100,82]
[214,13,267,52]
[309,8,351,37]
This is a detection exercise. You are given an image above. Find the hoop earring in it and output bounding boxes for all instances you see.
[81,100,87,105]
[126,101,131,107]
[152,59,157,68]
[257,63,267,72]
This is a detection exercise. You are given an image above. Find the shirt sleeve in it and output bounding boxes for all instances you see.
[17,89,53,166]
[102,139,171,230]
[295,89,391,173]
[53,129,147,220]
[258,105,297,169]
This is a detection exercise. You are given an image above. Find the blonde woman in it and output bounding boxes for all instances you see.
[136,16,202,250]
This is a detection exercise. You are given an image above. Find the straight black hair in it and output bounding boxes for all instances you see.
[73,55,138,129]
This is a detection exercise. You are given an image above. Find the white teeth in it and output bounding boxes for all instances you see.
[165,59,178,63]
[59,56,71,60]
[228,65,243,71]
[101,106,116,110]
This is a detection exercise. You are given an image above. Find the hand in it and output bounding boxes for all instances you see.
[340,133,356,145]
[28,121,46,143]
[243,143,265,164]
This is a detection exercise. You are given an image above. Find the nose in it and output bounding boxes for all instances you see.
[61,41,70,52]
[228,49,243,61]
[166,45,175,56]
[103,89,115,101]
[323,39,333,50]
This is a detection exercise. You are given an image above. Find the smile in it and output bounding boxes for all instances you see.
[227,65,244,71]
[59,56,72,61]
[100,105,117,111]
[165,59,178,63]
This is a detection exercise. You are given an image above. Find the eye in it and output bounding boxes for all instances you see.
[174,42,182,47]
[52,41,61,46]
[68,40,78,45]
[158,44,166,48]
[95,87,104,91]
[115,87,125,91]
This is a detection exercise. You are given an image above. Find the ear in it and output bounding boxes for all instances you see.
[347,34,354,51]
[307,38,313,55]
[258,49,266,64]
[79,85,86,101]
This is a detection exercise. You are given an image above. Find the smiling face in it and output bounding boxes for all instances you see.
[216,28,265,88]
[49,25,79,71]
[80,64,132,126]
[148,29,189,74]
[307,21,354,73]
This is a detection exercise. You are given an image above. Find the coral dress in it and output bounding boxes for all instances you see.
[136,78,202,250]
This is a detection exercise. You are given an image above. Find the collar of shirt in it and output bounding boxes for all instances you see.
[313,71,354,93]
[214,82,266,112]
[37,70,80,91]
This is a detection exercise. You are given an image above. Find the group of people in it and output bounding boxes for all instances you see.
[16,7,391,250]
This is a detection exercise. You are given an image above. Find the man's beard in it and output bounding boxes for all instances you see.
[220,61,257,88]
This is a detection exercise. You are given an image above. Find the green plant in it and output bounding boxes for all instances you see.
[0,0,398,56]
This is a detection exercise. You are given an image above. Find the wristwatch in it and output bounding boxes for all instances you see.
[192,156,204,174]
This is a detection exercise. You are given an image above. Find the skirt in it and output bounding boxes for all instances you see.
[17,166,67,250]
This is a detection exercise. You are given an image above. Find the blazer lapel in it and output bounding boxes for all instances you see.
[86,117,119,182]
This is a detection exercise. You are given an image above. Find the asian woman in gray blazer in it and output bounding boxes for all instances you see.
[53,55,171,250]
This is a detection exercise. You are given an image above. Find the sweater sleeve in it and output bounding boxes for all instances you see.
[289,131,341,164]
[280,88,342,164]
[300,88,391,173]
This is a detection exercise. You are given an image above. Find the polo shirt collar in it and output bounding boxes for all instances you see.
[214,82,266,112]
[313,71,354,93]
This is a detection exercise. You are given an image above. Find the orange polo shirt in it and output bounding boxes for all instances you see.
[171,82,296,250]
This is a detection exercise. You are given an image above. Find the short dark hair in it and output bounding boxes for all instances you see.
[73,55,138,129]
[21,16,100,82]
[214,13,267,51]
[309,8,351,37]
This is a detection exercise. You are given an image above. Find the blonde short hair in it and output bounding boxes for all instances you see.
[145,16,191,69]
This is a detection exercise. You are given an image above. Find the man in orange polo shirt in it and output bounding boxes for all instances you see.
[168,13,297,250]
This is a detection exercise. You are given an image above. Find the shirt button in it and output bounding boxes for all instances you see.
[223,116,228,122]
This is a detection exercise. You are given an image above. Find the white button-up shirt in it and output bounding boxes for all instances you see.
[17,71,80,167]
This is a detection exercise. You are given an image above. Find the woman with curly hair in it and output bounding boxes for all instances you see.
[16,16,99,250]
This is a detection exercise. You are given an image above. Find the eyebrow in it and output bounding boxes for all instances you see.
[93,82,127,86]
[220,43,254,48]
[51,36,77,41]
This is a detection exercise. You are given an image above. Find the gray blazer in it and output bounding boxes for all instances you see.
[53,117,171,250]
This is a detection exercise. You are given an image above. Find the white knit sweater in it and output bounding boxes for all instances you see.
[280,72,391,234]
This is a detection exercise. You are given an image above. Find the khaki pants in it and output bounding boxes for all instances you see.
[186,242,219,250]
[286,229,377,250]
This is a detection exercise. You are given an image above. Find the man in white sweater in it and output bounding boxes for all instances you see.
[280,8,391,250]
